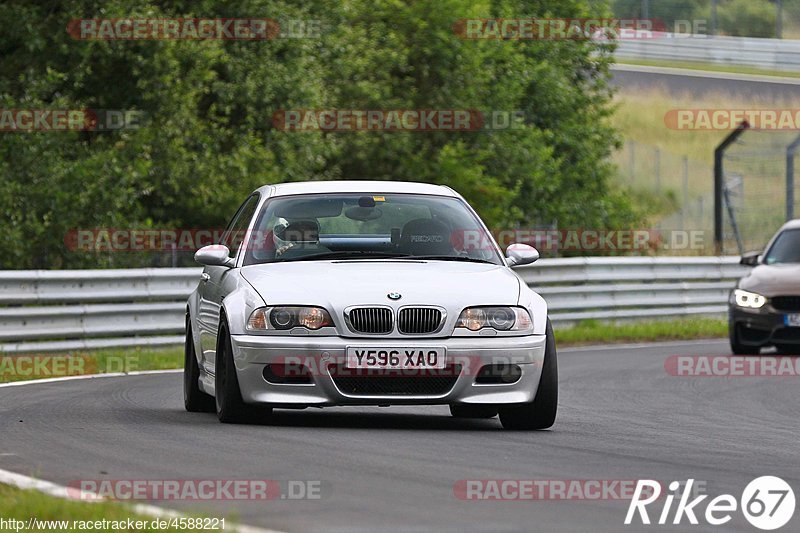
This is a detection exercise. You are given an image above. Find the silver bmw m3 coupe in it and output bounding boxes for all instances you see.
[184,181,557,430]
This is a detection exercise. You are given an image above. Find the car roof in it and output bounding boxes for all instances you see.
[254,180,458,198]
[779,219,800,231]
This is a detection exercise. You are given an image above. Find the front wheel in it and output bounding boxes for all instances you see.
[215,320,271,423]
[498,319,558,430]
[184,317,215,413]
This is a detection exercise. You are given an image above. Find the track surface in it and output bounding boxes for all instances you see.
[2,340,799,532]
[611,64,800,100]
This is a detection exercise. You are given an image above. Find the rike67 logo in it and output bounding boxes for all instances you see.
[626,477,795,530]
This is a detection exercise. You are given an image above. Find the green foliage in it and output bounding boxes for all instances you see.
[611,0,706,31]
[0,0,644,269]
[718,0,776,38]
[613,0,778,38]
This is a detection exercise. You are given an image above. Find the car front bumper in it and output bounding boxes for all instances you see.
[729,305,800,347]
[229,334,546,406]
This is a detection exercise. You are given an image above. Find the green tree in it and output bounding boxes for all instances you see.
[718,0,775,38]
[0,0,643,269]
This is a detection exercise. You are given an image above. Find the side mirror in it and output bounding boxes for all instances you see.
[740,252,760,267]
[506,243,539,267]
[195,245,235,268]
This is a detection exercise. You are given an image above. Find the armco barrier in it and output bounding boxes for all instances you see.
[615,36,800,72]
[0,268,201,354]
[0,257,747,353]
[515,256,746,324]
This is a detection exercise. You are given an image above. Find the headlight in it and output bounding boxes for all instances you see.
[247,306,334,331]
[456,306,533,332]
[733,289,767,309]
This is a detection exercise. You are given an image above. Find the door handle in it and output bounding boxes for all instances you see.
[200,273,210,282]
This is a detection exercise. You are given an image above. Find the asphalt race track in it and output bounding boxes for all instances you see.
[2,340,798,532]
[611,64,800,100]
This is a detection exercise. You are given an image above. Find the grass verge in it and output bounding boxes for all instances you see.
[0,485,219,532]
[0,347,182,384]
[556,318,727,347]
[613,86,800,167]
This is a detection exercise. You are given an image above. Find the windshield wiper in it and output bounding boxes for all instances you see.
[404,255,497,265]
[273,251,411,262]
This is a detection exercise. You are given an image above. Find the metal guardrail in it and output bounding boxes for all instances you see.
[516,256,746,324]
[615,36,800,72]
[0,258,748,353]
[0,269,201,354]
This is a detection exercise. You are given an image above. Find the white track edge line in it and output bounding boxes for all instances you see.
[0,467,285,533]
[0,369,181,388]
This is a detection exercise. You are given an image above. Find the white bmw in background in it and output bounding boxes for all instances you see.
[185,181,557,430]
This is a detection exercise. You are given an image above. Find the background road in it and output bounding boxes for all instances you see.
[2,340,798,532]
[611,64,800,100]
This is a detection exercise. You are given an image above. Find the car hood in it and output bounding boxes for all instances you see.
[241,260,522,311]
[738,263,800,296]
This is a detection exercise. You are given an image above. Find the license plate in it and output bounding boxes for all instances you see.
[346,347,446,369]
[785,314,800,327]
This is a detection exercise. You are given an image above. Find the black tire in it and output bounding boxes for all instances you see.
[215,320,271,423]
[184,317,215,413]
[499,319,558,430]
[449,404,498,419]
[729,323,761,355]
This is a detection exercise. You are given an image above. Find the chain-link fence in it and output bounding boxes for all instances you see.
[720,129,800,254]
[615,134,800,256]
[616,140,715,251]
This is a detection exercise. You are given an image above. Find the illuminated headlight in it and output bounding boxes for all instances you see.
[733,289,767,309]
[247,306,334,331]
[456,306,533,332]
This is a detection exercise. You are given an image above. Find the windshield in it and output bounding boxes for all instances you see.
[764,228,800,264]
[242,193,502,266]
